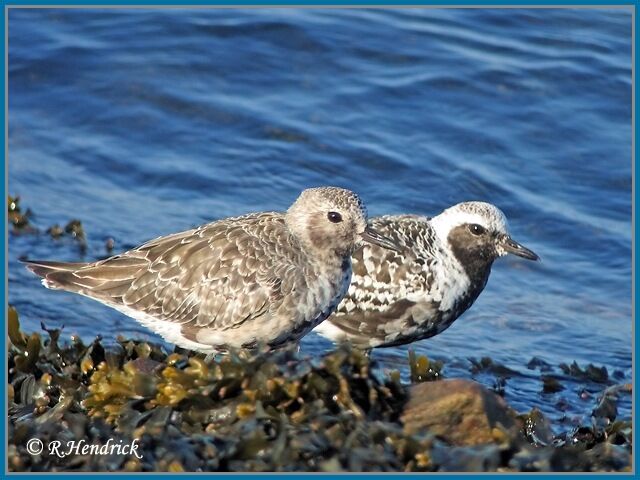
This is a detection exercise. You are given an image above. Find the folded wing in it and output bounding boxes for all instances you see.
[24,213,293,331]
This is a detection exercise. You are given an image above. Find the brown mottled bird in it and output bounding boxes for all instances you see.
[314,201,539,349]
[24,187,399,354]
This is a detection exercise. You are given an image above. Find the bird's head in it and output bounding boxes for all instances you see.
[431,201,539,271]
[285,187,400,258]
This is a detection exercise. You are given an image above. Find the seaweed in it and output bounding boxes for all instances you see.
[8,195,88,252]
[8,195,36,232]
[559,361,610,384]
[7,306,632,472]
[407,349,443,383]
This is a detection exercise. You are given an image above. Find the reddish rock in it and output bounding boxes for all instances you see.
[401,379,520,446]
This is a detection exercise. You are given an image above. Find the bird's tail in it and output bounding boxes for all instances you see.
[22,260,91,291]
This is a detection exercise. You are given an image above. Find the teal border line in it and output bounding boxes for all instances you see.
[634,2,638,477]
[633,2,637,477]
[0,1,638,7]
[2,3,7,478]
[1,1,636,478]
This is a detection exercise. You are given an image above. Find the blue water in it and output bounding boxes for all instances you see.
[8,8,632,427]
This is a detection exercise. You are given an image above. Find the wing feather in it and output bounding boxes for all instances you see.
[327,215,439,345]
[27,213,297,333]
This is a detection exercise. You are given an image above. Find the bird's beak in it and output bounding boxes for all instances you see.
[360,226,402,252]
[499,235,539,261]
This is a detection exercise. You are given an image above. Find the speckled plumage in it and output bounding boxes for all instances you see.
[24,187,398,354]
[314,202,539,349]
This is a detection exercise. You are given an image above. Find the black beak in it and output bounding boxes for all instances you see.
[360,226,402,252]
[501,235,539,261]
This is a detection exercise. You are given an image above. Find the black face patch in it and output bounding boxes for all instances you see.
[447,224,497,289]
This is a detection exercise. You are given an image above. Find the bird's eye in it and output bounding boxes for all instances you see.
[327,211,343,223]
[469,224,486,236]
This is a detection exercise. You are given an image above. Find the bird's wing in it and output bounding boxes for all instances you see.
[28,213,297,331]
[324,298,441,348]
[349,215,438,303]
[328,215,440,340]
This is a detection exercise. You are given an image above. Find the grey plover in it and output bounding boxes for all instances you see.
[314,201,539,349]
[24,187,400,354]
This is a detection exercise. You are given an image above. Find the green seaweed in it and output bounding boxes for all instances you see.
[7,306,632,472]
[408,349,443,383]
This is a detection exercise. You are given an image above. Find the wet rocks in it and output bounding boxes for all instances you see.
[407,349,443,383]
[8,195,36,232]
[6,306,633,472]
[541,375,564,394]
[8,195,89,252]
[401,379,520,446]
[559,361,610,384]
[519,407,555,446]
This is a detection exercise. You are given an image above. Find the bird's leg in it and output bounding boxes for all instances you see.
[204,352,218,363]
[276,341,301,360]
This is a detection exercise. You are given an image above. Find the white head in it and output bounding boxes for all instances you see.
[431,201,538,265]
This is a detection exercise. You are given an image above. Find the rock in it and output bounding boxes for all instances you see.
[431,443,502,472]
[519,407,555,446]
[401,379,520,446]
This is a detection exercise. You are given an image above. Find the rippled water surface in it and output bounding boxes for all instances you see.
[8,8,632,426]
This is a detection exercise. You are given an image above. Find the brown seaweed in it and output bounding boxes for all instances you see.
[7,306,632,472]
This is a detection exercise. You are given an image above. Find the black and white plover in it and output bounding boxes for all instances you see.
[24,187,400,354]
[314,201,539,349]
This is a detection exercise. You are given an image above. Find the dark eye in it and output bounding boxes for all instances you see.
[469,224,486,236]
[327,211,343,223]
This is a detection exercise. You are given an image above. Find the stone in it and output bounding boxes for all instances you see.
[401,379,520,446]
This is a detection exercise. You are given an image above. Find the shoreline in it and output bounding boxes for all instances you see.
[7,306,632,473]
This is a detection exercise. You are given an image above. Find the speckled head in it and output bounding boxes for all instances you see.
[432,202,508,238]
[286,187,398,258]
[431,201,539,281]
